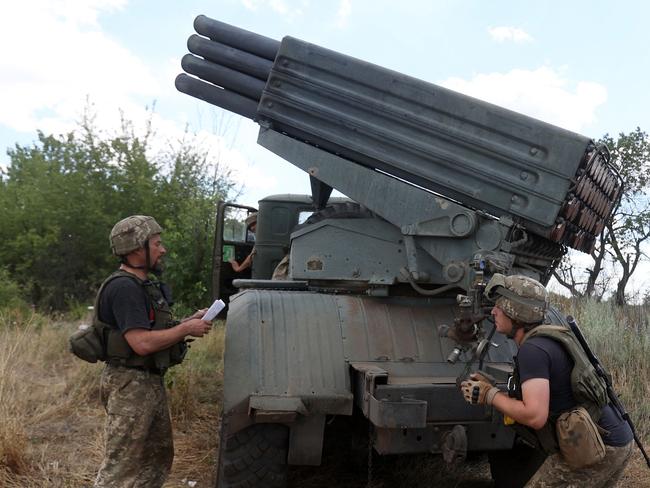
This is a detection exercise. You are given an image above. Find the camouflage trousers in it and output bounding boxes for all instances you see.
[271,254,290,280]
[525,441,633,488]
[94,364,174,488]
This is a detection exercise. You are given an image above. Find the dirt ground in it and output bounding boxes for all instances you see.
[2,318,648,487]
[8,393,650,488]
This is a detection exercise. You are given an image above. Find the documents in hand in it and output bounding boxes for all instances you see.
[203,299,226,321]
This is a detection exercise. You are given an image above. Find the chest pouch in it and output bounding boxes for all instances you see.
[145,281,186,369]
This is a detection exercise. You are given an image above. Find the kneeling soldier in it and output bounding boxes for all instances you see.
[461,274,633,488]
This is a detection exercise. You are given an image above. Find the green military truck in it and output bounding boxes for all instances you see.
[178,15,622,487]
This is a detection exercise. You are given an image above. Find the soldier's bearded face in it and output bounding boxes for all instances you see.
[148,234,166,273]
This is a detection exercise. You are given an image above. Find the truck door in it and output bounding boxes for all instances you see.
[212,201,257,308]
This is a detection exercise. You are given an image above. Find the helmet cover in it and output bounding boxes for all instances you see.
[245,212,258,227]
[485,273,548,324]
[110,215,162,256]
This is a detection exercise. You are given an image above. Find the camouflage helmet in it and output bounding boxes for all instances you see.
[110,215,163,256]
[245,212,258,227]
[484,273,548,324]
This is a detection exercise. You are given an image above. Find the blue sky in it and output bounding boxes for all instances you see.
[1,1,650,295]
[2,0,649,292]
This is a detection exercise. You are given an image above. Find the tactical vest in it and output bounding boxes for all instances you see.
[93,270,187,371]
[509,324,609,453]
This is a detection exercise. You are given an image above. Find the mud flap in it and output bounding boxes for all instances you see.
[288,414,326,466]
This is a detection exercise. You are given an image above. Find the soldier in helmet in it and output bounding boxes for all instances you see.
[460,274,633,488]
[94,215,212,488]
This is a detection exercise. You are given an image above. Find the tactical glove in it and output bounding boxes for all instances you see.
[472,370,496,386]
[460,373,500,406]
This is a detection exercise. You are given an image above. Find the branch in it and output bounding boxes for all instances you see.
[552,268,584,297]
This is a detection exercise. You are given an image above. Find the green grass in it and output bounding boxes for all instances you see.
[570,299,650,438]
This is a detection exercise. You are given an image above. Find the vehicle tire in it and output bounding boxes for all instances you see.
[216,423,289,488]
[488,442,546,488]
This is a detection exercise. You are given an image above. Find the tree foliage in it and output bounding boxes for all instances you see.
[0,114,237,310]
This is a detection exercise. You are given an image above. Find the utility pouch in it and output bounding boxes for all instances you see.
[556,406,606,469]
[162,340,188,369]
[69,324,106,363]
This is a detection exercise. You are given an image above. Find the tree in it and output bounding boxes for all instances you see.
[553,228,613,302]
[600,128,650,306]
[0,130,118,308]
[553,128,650,305]
[156,136,237,308]
[0,113,236,310]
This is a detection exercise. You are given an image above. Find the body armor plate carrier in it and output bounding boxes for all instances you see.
[70,270,186,371]
[509,324,609,453]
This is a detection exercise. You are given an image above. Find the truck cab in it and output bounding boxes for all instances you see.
[213,195,354,304]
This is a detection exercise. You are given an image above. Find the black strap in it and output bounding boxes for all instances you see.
[497,287,547,310]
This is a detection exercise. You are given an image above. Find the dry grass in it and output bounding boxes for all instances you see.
[570,299,650,441]
[0,301,649,487]
[0,310,224,488]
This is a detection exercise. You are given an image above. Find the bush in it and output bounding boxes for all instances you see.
[0,268,25,310]
[0,115,236,312]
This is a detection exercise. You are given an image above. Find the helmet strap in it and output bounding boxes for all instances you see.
[506,321,520,340]
[497,287,547,310]
[144,239,151,271]
[120,239,150,272]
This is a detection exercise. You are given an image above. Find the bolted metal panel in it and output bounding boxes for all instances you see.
[289,218,411,285]
[374,383,492,422]
[258,37,591,229]
[336,296,461,363]
[368,395,428,429]
[223,289,353,416]
[224,292,517,416]
[338,295,517,373]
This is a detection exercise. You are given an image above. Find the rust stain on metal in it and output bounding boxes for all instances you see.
[307,257,323,270]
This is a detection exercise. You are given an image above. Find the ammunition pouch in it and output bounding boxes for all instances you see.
[556,406,606,468]
[152,320,188,369]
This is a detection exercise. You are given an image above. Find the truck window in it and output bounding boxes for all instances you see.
[298,210,314,225]
[223,208,255,243]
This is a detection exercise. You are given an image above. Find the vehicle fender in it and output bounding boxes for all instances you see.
[222,289,353,434]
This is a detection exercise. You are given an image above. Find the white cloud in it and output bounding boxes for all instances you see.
[488,26,533,43]
[336,0,352,28]
[440,66,607,133]
[0,0,268,197]
[240,0,305,20]
[0,0,159,135]
[176,129,277,192]
[242,0,259,10]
